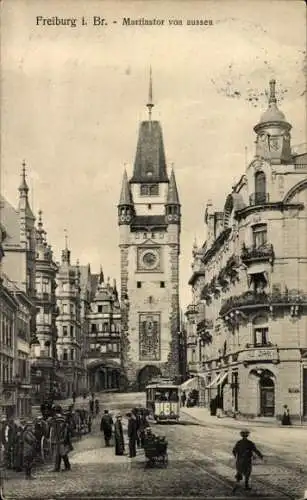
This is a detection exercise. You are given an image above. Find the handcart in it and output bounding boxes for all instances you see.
[143,430,168,467]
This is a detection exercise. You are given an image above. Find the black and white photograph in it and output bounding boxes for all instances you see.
[0,1,306,499]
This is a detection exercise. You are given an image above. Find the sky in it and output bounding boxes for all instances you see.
[1,0,306,309]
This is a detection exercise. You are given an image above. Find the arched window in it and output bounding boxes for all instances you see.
[255,171,267,204]
[252,315,269,347]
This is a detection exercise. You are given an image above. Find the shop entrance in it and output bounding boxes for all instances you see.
[260,374,275,417]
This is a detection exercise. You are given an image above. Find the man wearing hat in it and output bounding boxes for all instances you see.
[22,421,37,479]
[232,429,263,491]
[114,414,125,456]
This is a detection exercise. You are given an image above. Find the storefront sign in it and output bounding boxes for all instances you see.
[244,348,279,362]
[288,388,300,393]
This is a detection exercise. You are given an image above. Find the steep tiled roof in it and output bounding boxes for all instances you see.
[119,169,133,205]
[1,195,20,247]
[166,169,180,204]
[130,121,168,183]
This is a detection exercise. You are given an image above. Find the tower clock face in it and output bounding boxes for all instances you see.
[138,248,160,271]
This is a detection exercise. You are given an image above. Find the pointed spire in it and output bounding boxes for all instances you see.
[166,167,180,204]
[119,168,133,205]
[64,228,68,249]
[19,160,29,196]
[99,266,104,284]
[146,66,154,121]
[61,228,70,264]
[258,79,286,124]
[36,209,47,244]
[269,79,277,104]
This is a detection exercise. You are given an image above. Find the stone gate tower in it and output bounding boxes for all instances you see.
[118,71,181,390]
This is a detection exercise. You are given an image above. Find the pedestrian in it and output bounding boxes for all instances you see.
[132,408,141,448]
[232,429,264,492]
[181,391,186,407]
[114,414,125,456]
[138,410,149,448]
[127,412,137,458]
[12,420,23,472]
[22,421,37,480]
[53,406,72,472]
[95,399,100,416]
[89,397,94,417]
[281,405,291,425]
[100,410,113,446]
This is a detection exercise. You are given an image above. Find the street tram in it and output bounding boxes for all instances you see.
[145,378,181,422]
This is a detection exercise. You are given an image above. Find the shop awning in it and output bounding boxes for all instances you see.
[181,377,199,390]
[216,372,228,386]
[206,373,222,389]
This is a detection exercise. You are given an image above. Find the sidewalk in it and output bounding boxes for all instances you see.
[181,406,307,429]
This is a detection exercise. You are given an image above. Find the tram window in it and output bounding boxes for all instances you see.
[169,390,179,402]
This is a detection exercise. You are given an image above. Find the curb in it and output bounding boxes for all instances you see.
[181,409,307,430]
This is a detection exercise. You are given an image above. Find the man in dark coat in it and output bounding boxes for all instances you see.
[100,410,113,447]
[114,414,125,456]
[12,421,23,471]
[232,429,263,491]
[127,412,137,458]
[22,421,37,479]
[53,406,72,472]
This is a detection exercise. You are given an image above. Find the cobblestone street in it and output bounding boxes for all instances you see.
[2,393,306,500]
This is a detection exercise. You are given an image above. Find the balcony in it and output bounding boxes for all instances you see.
[249,192,270,206]
[241,243,274,264]
[30,356,54,369]
[242,345,279,365]
[220,290,307,318]
[186,335,197,346]
[87,350,120,360]
[36,292,52,302]
[2,380,17,390]
[187,360,200,373]
[196,318,213,334]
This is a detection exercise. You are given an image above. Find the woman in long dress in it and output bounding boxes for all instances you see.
[114,415,125,456]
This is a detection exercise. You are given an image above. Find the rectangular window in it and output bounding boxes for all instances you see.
[70,349,74,360]
[98,305,103,313]
[160,281,165,288]
[137,281,142,288]
[63,350,68,361]
[63,303,68,313]
[91,324,97,333]
[252,224,267,248]
[254,327,269,346]
[70,325,74,337]
[63,326,68,336]
[140,184,159,196]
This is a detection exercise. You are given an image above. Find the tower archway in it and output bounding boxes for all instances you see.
[137,365,162,391]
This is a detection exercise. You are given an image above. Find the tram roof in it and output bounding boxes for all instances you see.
[146,380,180,389]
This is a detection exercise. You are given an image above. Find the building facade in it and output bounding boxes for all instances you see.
[56,244,83,397]
[1,162,36,415]
[86,271,122,391]
[0,274,32,418]
[31,211,59,403]
[118,76,181,390]
[187,80,307,420]
[78,264,93,393]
